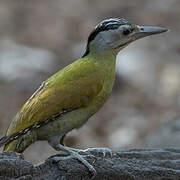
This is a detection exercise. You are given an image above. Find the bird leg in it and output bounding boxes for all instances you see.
[59,134,113,157]
[48,136,97,178]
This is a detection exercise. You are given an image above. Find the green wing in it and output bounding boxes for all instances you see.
[6,59,104,136]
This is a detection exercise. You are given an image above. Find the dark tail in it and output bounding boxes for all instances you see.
[0,108,76,149]
[0,136,10,147]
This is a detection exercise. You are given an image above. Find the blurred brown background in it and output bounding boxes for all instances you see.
[0,0,180,163]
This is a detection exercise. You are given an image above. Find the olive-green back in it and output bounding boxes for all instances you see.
[6,58,104,136]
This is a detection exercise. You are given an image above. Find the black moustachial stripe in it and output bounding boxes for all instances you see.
[82,18,131,57]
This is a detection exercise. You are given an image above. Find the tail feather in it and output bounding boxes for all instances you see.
[0,108,76,149]
[0,136,10,147]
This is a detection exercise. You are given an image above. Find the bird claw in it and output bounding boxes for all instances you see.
[50,154,97,179]
[81,147,113,158]
[50,153,96,163]
[82,154,96,159]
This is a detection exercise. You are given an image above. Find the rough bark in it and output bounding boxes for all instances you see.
[0,148,180,180]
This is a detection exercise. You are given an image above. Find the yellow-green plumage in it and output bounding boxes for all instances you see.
[4,50,117,152]
[1,18,167,177]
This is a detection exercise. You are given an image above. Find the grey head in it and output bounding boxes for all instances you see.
[83,18,168,57]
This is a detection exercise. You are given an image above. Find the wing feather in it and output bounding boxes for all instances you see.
[6,59,104,136]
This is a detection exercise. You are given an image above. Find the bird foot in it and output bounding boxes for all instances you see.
[51,149,97,179]
[83,147,113,157]
[72,147,113,158]
[51,154,96,162]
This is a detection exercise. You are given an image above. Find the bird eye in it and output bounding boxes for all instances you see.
[123,29,131,35]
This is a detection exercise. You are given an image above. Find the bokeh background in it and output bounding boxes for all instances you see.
[0,0,180,163]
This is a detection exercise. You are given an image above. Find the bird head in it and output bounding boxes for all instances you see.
[83,18,168,57]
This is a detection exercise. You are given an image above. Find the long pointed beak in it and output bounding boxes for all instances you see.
[135,25,168,39]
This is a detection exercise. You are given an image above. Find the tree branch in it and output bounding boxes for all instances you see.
[1,148,180,179]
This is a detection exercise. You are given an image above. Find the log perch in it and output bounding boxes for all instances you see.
[0,148,180,180]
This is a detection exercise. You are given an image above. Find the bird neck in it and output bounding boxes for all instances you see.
[86,47,118,64]
[84,49,118,113]
[88,48,119,78]
[86,46,119,75]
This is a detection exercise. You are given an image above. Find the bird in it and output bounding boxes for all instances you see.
[0,18,168,178]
